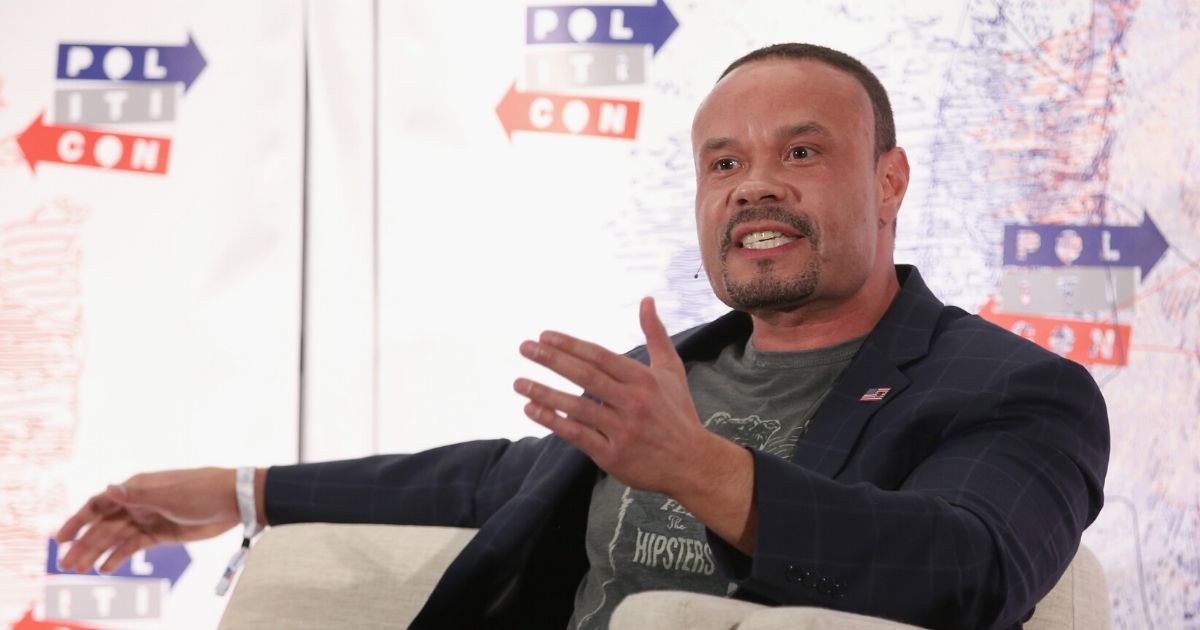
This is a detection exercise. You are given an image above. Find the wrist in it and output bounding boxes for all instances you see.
[234,467,263,538]
[254,467,267,527]
[674,436,757,554]
[674,432,751,505]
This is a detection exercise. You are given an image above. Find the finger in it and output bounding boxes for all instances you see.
[513,378,619,431]
[56,492,123,543]
[99,531,154,574]
[639,296,683,372]
[519,339,628,401]
[62,517,137,573]
[60,520,117,572]
[533,330,647,384]
[524,402,609,457]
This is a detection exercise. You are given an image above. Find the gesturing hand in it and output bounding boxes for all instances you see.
[54,467,242,574]
[514,297,716,496]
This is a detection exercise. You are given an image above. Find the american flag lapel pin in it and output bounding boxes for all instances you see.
[859,387,891,403]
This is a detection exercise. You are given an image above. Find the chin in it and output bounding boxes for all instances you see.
[720,262,821,312]
[723,281,817,312]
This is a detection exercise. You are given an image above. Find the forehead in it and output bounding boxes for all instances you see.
[691,58,874,149]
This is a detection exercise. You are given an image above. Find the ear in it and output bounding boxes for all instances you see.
[876,147,909,229]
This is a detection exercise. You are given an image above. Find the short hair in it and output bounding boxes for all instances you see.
[719,43,896,161]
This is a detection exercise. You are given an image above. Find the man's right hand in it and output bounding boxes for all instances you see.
[55,467,247,574]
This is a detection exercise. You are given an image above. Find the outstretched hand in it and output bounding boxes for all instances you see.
[55,467,242,574]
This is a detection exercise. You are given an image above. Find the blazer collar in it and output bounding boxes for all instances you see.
[857,264,943,368]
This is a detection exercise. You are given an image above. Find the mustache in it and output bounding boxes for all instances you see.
[720,206,819,253]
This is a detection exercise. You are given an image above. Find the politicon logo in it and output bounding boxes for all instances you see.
[7,539,193,628]
[980,216,1169,367]
[496,1,678,141]
[16,33,206,175]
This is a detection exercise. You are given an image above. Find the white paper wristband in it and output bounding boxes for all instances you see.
[235,466,262,538]
[216,466,263,596]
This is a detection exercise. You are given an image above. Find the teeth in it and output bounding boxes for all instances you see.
[740,231,797,250]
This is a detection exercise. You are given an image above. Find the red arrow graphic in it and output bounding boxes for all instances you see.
[495,82,640,140]
[17,112,171,175]
[978,298,1131,367]
[12,609,102,630]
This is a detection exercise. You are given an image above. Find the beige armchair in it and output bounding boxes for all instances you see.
[218,524,1110,629]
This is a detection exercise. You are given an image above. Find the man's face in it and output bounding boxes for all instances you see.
[692,58,902,314]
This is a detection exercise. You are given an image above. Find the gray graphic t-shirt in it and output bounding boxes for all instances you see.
[568,334,864,629]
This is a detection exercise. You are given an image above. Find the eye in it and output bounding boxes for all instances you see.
[788,146,814,160]
[713,157,740,171]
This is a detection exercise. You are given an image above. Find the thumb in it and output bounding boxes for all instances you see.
[639,297,683,372]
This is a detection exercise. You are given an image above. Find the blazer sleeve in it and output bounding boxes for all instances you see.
[708,355,1110,629]
[264,436,551,528]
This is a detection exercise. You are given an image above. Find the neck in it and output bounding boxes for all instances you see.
[748,266,900,352]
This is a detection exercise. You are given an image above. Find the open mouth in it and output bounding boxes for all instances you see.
[721,206,817,259]
[739,230,798,250]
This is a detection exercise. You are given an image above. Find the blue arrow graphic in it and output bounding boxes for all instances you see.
[1002,214,1168,278]
[47,538,192,587]
[526,0,678,54]
[56,33,206,92]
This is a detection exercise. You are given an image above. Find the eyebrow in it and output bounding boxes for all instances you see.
[698,121,833,154]
[778,121,832,140]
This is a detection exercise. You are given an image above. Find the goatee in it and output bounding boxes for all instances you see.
[719,206,821,310]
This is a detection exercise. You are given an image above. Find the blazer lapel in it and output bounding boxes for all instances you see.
[791,265,944,478]
[793,343,910,478]
[670,310,754,363]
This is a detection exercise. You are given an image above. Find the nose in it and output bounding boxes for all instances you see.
[731,169,787,206]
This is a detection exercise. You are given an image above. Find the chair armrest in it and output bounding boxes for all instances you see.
[610,590,766,630]
[1026,543,1111,630]
[612,543,1110,630]
[218,523,476,630]
[610,591,920,630]
[217,528,1107,629]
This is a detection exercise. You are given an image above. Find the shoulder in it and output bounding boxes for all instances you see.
[929,305,1059,365]
[934,307,1095,379]
[916,305,1107,429]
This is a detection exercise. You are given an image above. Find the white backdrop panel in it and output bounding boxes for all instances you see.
[302,0,377,462]
[0,1,304,627]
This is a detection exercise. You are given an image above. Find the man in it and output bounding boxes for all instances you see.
[55,43,1109,629]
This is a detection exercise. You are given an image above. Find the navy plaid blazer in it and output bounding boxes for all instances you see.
[266,265,1109,629]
